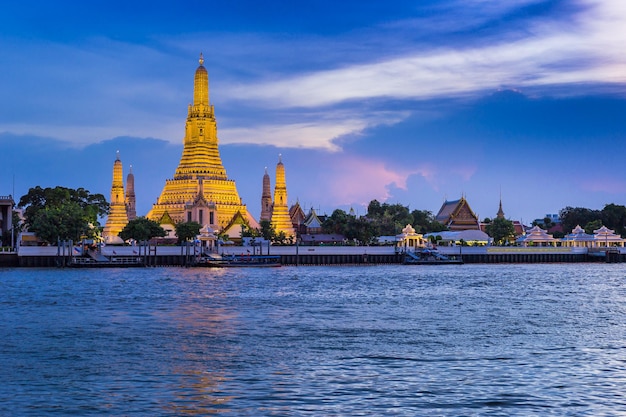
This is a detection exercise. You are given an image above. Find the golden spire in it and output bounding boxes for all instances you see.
[147,56,257,230]
[271,154,295,238]
[103,152,129,244]
[193,52,208,106]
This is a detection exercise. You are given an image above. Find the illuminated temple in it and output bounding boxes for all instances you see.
[102,152,129,244]
[147,54,258,231]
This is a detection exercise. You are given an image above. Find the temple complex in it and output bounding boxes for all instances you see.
[125,165,136,221]
[102,152,129,244]
[147,54,257,231]
[270,155,295,238]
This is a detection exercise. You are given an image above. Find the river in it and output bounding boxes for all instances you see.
[1,264,625,416]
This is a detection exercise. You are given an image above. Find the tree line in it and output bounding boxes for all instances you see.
[11,186,626,246]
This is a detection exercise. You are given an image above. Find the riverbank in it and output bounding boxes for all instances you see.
[5,245,624,267]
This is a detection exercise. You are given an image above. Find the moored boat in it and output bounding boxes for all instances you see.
[404,249,463,265]
[196,253,282,267]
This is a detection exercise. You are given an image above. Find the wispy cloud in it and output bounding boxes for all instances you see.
[230,2,626,108]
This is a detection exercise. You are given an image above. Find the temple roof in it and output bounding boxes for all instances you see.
[435,196,480,230]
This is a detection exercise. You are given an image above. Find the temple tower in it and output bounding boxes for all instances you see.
[270,155,295,238]
[125,165,136,221]
[260,167,273,222]
[103,151,129,244]
[147,54,257,230]
[496,198,505,219]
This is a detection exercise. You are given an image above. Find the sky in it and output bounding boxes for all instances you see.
[1,0,626,226]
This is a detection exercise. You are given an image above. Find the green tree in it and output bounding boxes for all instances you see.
[559,206,601,234]
[322,209,349,235]
[411,209,447,233]
[19,186,109,228]
[584,219,603,235]
[366,201,412,235]
[118,217,166,242]
[29,202,92,244]
[485,217,516,245]
[175,221,202,244]
[259,220,275,241]
[18,186,108,244]
[345,216,376,245]
[601,203,626,236]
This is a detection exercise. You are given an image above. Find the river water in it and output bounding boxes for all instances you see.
[1,264,625,416]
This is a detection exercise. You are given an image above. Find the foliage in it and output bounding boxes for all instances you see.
[175,221,202,244]
[560,204,626,236]
[322,209,350,235]
[485,217,516,245]
[29,202,92,244]
[411,209,446,233]
[600,203,626,236]
[18,186,109,228]
[344,216,377,245]
[322,202,446,242]
[367,201,412,235]
[17,186,108,244]
[559,206,601,234]
[118,217,166,242]
[583,219,603,235]
[259,220,276,241]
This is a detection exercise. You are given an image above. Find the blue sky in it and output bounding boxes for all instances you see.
[1,0,626,225]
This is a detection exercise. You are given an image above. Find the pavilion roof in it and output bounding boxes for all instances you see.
[593,225,625,242]
[519,225,558,242]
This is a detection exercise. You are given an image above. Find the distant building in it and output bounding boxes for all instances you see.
[289,201,306,234]
[435,196,480,231]
[0,195,14,247]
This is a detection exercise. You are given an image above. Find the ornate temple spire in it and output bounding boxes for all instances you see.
[103,152,129,244]
[271,154,295,238]
[260,166,273,222]
[193,52,208,106]
[496,189,505,219]
[125,164,136,221]
[147,56,257,230]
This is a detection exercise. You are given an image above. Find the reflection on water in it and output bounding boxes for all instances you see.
[1,264,626,415]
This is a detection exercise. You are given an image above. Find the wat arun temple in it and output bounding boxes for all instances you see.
[102,54,300,242]
[146,53,258,231]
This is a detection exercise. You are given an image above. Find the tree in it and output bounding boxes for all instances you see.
[601,203,626,236]
[322,209,349,235]
[485,217,516,245]
[118,217,166,242]
[559,206,601,234]
[19,186,108,228]
[411,209,447,233]
[345,216,377,245]
[259,220,275,241]
[175,221,202,244]
[28,202,92,244]
[584,219,603,235]
[18,186,108,244]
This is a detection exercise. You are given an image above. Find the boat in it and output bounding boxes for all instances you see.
[404,248,463,265]
[196,253,282,267]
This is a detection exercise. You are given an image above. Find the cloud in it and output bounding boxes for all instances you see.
[307,156,435,207]
[226,1,626,108]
